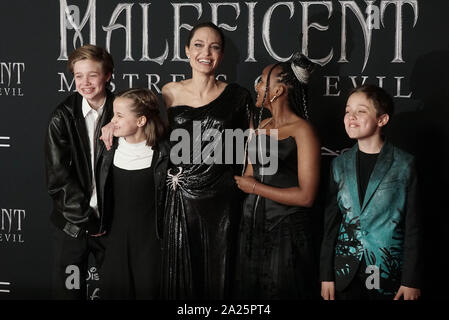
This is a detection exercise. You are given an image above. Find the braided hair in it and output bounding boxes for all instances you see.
[258,53,316,125]
[257,63,279,127]
[116,88,167,146]
[277,52,316,120]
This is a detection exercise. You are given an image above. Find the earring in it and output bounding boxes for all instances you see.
[270,95,278,103]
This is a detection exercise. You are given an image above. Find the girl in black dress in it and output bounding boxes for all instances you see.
[98,88,168,299]
[234,53,321,299]
[160,22,252,299]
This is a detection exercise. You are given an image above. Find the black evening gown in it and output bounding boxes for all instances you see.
[101,165,161,299]
[161,83,251,299]
[235,134,318,299]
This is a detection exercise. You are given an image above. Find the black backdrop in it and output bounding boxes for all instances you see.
[0,0,448,300]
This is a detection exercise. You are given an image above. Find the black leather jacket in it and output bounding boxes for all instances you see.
[97,136,170,240]
[45,91,114,238]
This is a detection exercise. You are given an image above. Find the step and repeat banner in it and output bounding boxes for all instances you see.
[1,0,448,299]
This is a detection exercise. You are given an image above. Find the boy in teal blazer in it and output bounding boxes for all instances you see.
[320,85,422,300]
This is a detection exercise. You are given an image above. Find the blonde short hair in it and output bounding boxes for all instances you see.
[67,44,114,76]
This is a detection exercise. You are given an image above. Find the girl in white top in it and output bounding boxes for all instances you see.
[100,88,167,300]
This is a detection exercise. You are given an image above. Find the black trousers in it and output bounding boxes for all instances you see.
[336,257,395,300]
[51,225,105,300]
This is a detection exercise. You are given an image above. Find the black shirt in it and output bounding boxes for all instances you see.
[357,150,379,205]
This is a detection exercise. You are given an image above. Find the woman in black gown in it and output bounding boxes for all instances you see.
[234,53,321,299]
[161,22,252,299]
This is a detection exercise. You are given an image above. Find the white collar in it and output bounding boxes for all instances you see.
[118,136,148,149]
[114,137,154,170]
[82,97,106,118]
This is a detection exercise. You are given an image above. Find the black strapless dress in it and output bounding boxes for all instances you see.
[161,83,252,299]
[235,134,318,299]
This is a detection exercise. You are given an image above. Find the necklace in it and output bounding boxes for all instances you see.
[257,117,273,130]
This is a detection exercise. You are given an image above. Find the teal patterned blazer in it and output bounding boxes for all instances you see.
[320,142,422,295]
